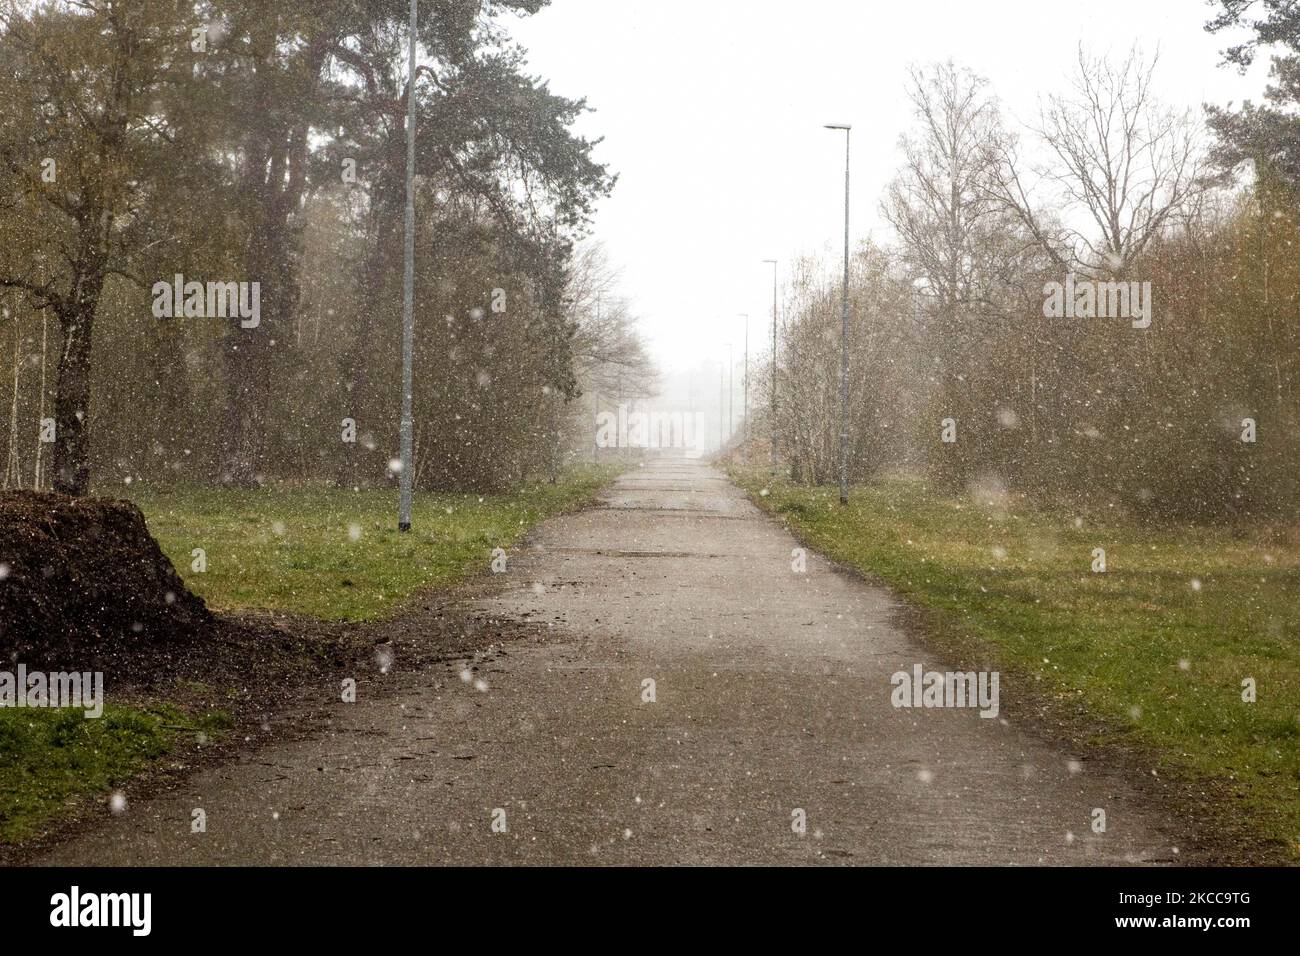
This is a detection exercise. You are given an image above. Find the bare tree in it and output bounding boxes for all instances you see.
[32,310,48,489]
[567,243,658,400]
[989,45,1208,274]
[4,310,21,489]
[0,0,187,495]
[882,62,1034,487]
[883,62,1019,320]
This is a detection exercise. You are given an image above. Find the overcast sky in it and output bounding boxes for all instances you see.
[509,0,1271,381]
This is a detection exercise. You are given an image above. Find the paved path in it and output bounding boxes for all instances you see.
[38,459,1183,865]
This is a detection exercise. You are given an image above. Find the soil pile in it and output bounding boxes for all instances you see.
[0,491,212,667]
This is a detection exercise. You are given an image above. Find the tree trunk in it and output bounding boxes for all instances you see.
[52,293,99,496]
[216,227,279,488]
[217,37,326,487]
[33,311,49,489]
[4,323,21,490]
[336,200,398,487]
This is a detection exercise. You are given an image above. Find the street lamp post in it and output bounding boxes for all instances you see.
[718,360,725,452]
[727,342,733,441]
[762,259,778,467]
[398,0,418,532]
[740,314,749,445]
[825,123,851,505]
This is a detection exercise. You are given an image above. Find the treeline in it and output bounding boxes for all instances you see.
[757,16,1300,523]
[0,0,652,495]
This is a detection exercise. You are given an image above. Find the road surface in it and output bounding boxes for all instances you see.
[37,458,1185,865]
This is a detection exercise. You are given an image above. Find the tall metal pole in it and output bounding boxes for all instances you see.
[688,372,695,455]
[727,342,733,440]
[398,0,417,532]
[840,128,850,505]
[718,361,725,452]
[826,124,851,504]
[740,314,749,445]
[763,259,778,466]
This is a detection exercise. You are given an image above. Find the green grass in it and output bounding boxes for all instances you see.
[0,467,617,848]
[735,470,1300,855]
[126,466,619,621]
[0,704,231,843]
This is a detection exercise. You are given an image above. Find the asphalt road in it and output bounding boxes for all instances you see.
[37,458,1186,865]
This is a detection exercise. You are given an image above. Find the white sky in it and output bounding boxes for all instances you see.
[508,0,1271,378]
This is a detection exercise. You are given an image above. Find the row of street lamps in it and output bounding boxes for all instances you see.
[736,125,851,504]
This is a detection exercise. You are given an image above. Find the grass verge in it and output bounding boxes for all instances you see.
[734,469,1300,858]
[126,466,620,620]
[0,704,232,844]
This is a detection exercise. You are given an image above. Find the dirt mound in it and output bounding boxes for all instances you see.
[0,491,212,667]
